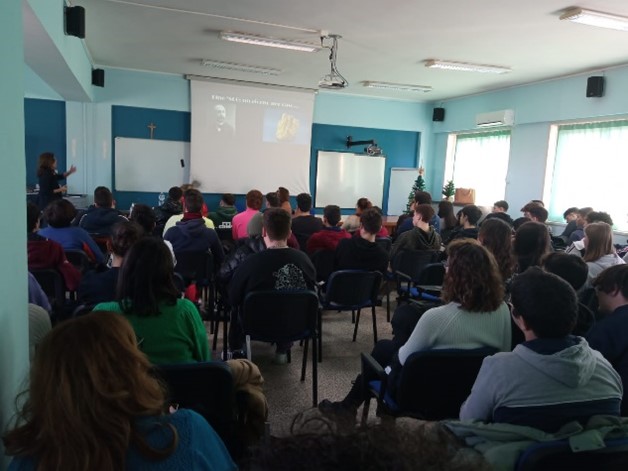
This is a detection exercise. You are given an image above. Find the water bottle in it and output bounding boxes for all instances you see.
[158,192,166,206]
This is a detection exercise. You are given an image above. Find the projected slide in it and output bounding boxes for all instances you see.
[190,80,315,194]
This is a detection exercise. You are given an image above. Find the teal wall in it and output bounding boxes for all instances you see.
[1,0,29,467]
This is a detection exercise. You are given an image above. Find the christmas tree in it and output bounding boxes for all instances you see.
[442,180,455,200]
[406,167,426,214]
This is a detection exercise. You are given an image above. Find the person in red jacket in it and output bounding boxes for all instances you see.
[306,205,351,254]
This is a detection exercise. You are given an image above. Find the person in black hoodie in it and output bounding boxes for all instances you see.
[444,204,482,245]
[335,208,389,274]
[79,186,127,235]
[390,204,441,262]
[154,187,184,235]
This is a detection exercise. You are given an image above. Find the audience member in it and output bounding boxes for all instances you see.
[78,221,143,305]
[277,186,292,214]
[483,200,514,226]
[130,203,176,263]
[390,203,441,261]
[39,199,105,264]
[460,268,622,432]
[444,204,482,244]
[437,200,459,243]
[208,193,238,227]
[35,151,76,211]
[232,189,263,239]
[27,271,51,313]
[291,193,323,251]
[560,206,579,241]
[79,186,127,235]
[306,205,351,254]
[566,209,613,257]
[478,218,515,282]
[229,208,316,363]
[180,183,209,216]
[163,189,224,265]
[94,237,210,364]
[587,264,628,415]
[512,216,531,231]
[320,240,510,421]
[396,191,440,236]
[154,186,183,233]
[247,191,281,237]
[2,312,234,470]
[568,207,593,243]
[582,222,624,286]
[513,221,550,273]
[163,189,215,233]
[27,304,51,363]
[335,208,389,274]
[342,197,372,233]
[27,202,82,292]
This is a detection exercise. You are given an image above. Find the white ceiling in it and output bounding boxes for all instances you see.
[72,0,628,102]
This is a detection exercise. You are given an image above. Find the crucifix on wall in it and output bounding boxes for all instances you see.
[147,122,157,139]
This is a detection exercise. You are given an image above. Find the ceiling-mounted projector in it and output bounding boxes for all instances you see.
[319,74,348,89]
[318,34,348,90]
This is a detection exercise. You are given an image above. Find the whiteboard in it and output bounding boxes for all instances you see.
[114,137,190,192]
[387,167,420,216]
[315,151,385,208]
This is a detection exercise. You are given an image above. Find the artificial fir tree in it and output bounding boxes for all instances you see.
[442,180,455,200]
[406,167,426,214]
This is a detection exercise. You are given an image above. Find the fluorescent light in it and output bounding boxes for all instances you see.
[220,32,320,52]
[363,81,432,93]
[425,59,511,74]
[560,7,628,32]
[201,59,281,76]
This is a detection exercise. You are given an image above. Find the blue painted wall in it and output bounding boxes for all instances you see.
[310,124,419,213]
[24,98,66,188]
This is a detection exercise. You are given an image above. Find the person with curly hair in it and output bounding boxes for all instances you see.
[2,312,235,470]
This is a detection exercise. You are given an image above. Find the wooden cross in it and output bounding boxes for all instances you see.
[147,122,157,139]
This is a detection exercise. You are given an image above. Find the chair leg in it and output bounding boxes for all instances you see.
[222,311,229,360]
[372,305,378,344]
[312,334,318,407]
[212,318,219,351]
[386,287,391,323]
[361,397,371,425]
[353,309,361,342]
[351,309,355,324]
[301,338,308,381]
[287,348,292,364]
[318,309,323,363]
[245,335,252,361]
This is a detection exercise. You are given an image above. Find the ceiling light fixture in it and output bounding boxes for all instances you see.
[560,7,628,32]
[425,59,511,74]
[219,32,320,52]
[363,81,432,93]
[200,59,281,76]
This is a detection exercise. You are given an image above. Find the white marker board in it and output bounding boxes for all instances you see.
[387,167,420,215]
[114,137,190,192]
[315,151,385,208]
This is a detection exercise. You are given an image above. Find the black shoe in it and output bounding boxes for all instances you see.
[318,399,357,425]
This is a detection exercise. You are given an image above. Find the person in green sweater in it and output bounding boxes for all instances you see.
[209,193,238,228]
[95,237,210,365]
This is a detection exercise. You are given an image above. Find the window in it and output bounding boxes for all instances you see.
[545,120,628,231]
[445,130,511,206]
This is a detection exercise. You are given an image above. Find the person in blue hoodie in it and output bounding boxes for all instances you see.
[79,186,127,235]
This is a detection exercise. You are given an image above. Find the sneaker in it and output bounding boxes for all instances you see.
[273,352,288,365]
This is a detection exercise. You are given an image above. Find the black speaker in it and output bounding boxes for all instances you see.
[65,6,85,39]
[586,76,604,98]
[92,69,105,87]
[432,107,445,122]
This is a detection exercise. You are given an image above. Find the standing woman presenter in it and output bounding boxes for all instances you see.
[36,152,76,210]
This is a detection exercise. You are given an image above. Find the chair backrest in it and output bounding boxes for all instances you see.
[90,234,111,257]
[392,250,441,280]
[65,249,92,273]
[324,270,383,308]
[515,437,628,471]
[242,290,319,343]
[174,250,214,286]
[395,347,497,420]
[416,262,445,285]
[310,249,336,283]
[153,361,237,449]
[31,268,66,306]
[375,236,392,255]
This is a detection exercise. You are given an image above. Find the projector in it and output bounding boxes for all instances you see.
[365,144,382,156]
[318,74,348,89]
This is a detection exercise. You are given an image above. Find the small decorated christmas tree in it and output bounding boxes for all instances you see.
[406,167,426,214]
[442,180,455,201]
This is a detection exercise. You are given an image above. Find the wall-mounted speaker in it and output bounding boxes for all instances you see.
[432,107,445,122]
[92,69,105,87]
[586,76,604,98]
[65,6,85,39]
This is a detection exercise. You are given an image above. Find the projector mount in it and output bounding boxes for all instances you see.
[319,34,348,89]
[346,136,383,156]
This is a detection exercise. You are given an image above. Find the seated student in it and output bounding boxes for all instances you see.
[444,205,482,244]
[38,199,105,264]
[567,206,594,244]
[277,186,293,214]
[229,208,316,363]
[78,221,143,305]
[247,192,300,248]
[3,312,235,470]
[306,205,352,254]
[391,204,441,262]
[231,189,263,239]
[291,192,323,251]
[79,186,127,235]
[567,210,615,258]
[154,186,184,237]
[319,240,511,420]
[130,203,176,263]
[27,272,51,313]
[26,202,81,291]
[163,189,224,265]
[27,304,52,363]
[163,190,215,234]
[560,206,579,241]
[94,237,210,365]
[478,218,515,283]
[180,183,209,216]
[341,197,372,234]
[335,208,389,274]
[483,200,514,227]
[582,222,624,286]
[438,200,459,243]
[513,221,551,274]
[460,268,622,432]
[587,264,628,415]
[396,191,441,236]
[208,193,238,228]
